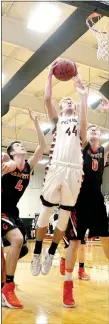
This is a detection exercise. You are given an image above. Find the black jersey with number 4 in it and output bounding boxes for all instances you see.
[2,161,30,213]
[82,142,104,192]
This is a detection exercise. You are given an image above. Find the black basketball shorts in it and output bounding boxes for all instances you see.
[64,191,109,241]
[77,191,108,239]
[64,209,86,244]
[1,207,26,244]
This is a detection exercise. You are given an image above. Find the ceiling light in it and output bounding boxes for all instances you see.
[27,3,61,33]
[2,73,5,84]
[88,95,101,106]
[38,159,49,165]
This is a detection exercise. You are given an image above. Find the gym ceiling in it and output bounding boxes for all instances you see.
[2,1,109,155]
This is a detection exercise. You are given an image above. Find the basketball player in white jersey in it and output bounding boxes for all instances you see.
[31,61,88,276]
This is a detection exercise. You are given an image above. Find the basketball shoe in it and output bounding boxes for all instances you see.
[31,254,41,276]
[63,281,76,308]
[2,282,23,308]
[78,269,90,280]
[41,252,54,275]
[60,257,90,280]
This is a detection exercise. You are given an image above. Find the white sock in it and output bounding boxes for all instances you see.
[65,269,72,281]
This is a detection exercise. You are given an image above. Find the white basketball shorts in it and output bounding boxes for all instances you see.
[41,162,83,208]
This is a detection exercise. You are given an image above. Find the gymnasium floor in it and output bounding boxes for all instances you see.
[2,240,109,324]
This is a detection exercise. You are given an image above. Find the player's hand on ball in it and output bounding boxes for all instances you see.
[29,109,38,122]
[48,61,58,76]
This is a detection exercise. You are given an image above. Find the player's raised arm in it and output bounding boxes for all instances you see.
[74,76,88,146]
[45,62,58,124]
[2,152,16,175]
[28,109,46,170]
[102,141,109,166]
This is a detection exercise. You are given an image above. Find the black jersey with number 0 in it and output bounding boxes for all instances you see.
[2,161,30,212]
[82,142,104,192]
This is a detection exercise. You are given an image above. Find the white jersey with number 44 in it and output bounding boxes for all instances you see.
[51,115,83,166]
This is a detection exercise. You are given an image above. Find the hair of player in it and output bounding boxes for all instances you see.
[87,124,100,131]
[7,141,21,159]
[59,97,76,111]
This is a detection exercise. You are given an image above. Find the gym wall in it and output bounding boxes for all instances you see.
[102,166,109,196]
[18,166,45,218]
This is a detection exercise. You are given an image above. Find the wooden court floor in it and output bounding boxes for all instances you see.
[2,240,109,324]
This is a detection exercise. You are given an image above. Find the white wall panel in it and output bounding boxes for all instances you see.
[18,167,45,218]
[102,166,109,196]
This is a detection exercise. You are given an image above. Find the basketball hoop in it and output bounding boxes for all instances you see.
[86,13,109,61]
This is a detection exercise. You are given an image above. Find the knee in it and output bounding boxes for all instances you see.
[12,233,23,248]
[70,239,80,249]
[37,218,48,228]
[76,239,80,246]
[37,206,54,228]
[57,209,70,232]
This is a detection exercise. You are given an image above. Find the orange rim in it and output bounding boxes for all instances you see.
[86,12,108,35]
[86,12,101,21]
[86,12,101,26]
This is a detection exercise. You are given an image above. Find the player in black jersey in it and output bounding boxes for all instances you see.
[1,153,18,292]
[63,125,109,308]
[1,109,46,309]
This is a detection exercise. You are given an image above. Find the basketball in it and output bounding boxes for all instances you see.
[53,58,78,81]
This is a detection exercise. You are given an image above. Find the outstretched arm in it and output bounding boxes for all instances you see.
[28,109,46,170]
[74,76,88,147]
[2,153,16,175]
[45,62,58,124]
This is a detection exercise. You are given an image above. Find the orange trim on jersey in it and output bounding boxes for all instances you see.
[18,166,25,171]
[2,223,8,230]
[91,146,99,152]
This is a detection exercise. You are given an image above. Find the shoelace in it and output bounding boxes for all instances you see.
[15,284,23,292]
[33,258,40,264]
[44,256,52,267]
[32,256,40,268]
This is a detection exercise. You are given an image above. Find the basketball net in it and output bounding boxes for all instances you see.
[86,13,109,61]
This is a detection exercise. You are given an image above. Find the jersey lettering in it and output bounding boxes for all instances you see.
[15,180,23,191]
[72,125,77,136]
[2,223,8,230]
[65,125,77,136]
[66,127,71,136]
[92,159,98,171]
